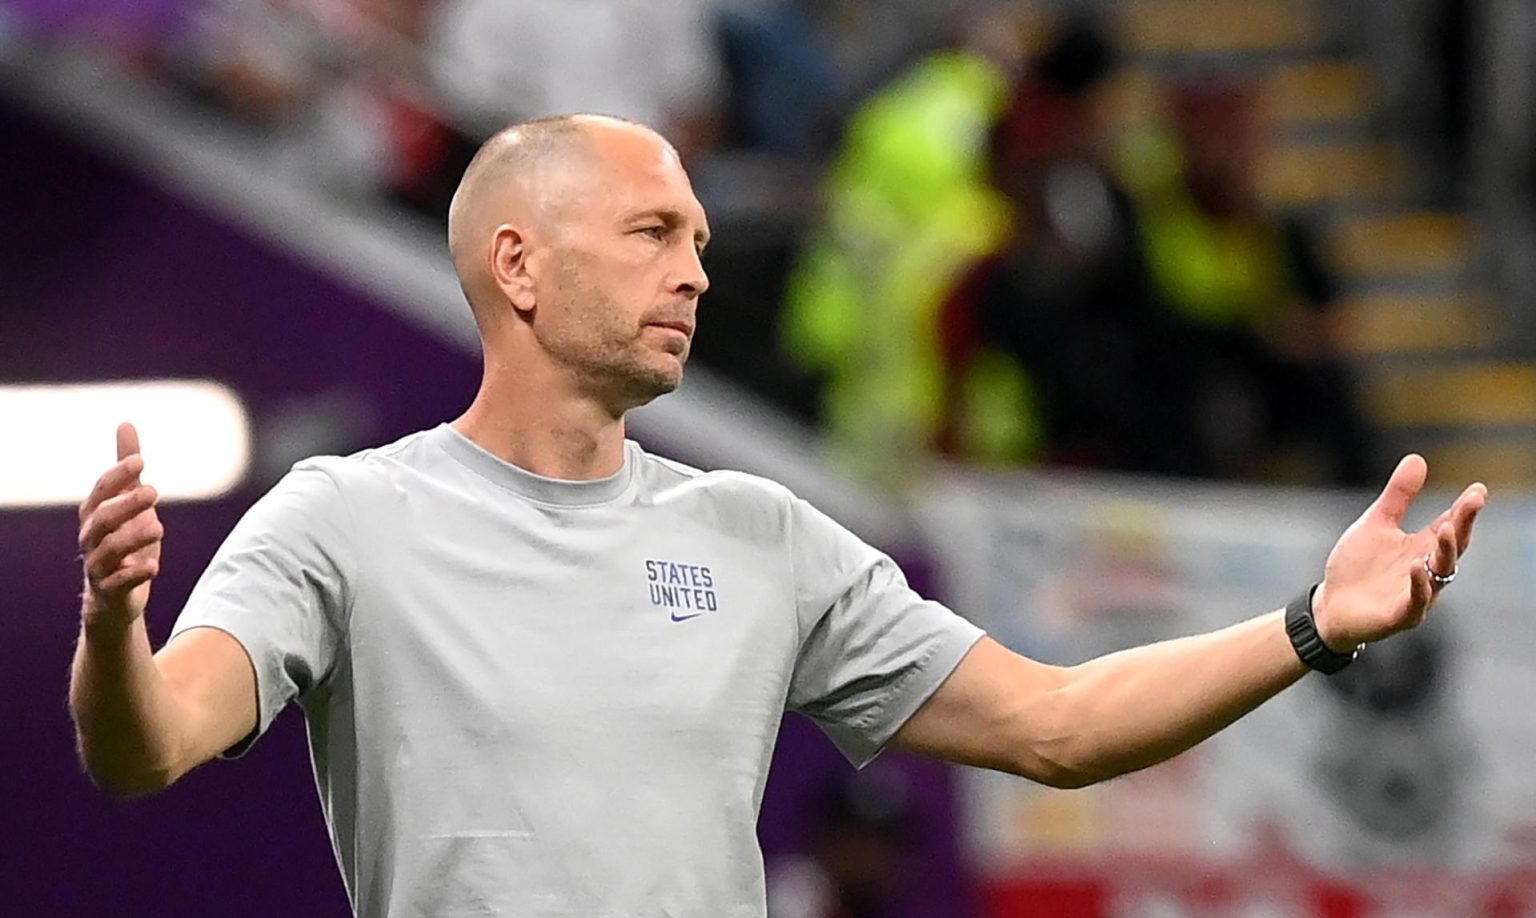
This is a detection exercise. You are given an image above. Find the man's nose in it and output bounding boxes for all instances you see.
[673,248,709,298]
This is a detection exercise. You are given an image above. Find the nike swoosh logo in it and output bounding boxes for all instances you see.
[669,610,706,623]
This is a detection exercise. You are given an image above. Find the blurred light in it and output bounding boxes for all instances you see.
[0,381,250,508]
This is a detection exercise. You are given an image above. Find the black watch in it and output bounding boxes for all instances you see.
[1285,584,1360,675]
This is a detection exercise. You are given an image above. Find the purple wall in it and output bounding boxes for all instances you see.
[1,0,191,41]
[0,99,970,916]
[0,100,477,917]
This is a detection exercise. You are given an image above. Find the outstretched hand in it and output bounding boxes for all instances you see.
[1313,454,1486,652]
[78,423,164,629]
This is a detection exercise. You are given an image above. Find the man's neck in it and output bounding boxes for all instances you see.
[451,373,630,482]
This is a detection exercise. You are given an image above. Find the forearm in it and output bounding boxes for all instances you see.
[69,603,191,797]
[1045,610,1306,786]
[901,460,1485,788]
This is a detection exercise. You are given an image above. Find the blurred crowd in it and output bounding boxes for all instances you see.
[27,0,1376,489]
[115,0,959,215]
[779,13,1371,488]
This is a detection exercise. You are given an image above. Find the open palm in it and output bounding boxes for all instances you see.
[1314,454,1486,651]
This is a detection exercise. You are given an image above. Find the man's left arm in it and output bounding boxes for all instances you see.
[893,455,1486,788]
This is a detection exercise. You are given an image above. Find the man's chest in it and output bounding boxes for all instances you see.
[343,502,800,755]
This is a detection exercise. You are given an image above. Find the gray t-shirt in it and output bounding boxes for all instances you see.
[169,424,983,917]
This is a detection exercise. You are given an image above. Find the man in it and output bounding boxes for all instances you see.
[71,115,1486,916]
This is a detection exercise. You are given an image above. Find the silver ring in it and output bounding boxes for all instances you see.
[1424,557,1457,587]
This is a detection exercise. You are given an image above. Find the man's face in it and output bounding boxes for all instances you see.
[530,132,711,409]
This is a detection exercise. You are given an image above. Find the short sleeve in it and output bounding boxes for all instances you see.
[786,497,984,767]
[167,461,355,758]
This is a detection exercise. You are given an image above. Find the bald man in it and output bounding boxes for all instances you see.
[73,115,1487,917]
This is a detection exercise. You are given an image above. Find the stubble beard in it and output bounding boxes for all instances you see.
[557,303,686,414]
[603,346,683,411]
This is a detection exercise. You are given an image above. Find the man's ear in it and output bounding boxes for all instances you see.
[490,224,536,315]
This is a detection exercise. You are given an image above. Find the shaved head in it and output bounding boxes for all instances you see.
[447,114,671,321]
[443,112,711,412]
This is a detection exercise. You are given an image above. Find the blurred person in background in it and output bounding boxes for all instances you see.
[424,0,725,158]
[69,112,1487,917]
[164,0,729,219]
[715,0,1003,159]
[1123,78,1373,484]
[779,4,1023,488]
[934,18,1178,473]
[395,0,725,219]
[167,0,445,202]
[795,0,971,133]
[715,0,844,158]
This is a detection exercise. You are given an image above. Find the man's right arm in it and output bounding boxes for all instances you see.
[69,423,258,797]
[70,611,257,797]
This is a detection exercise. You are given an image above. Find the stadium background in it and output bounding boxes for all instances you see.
[4,1,1536,915]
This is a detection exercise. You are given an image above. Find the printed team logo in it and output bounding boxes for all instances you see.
[645,559,718,622]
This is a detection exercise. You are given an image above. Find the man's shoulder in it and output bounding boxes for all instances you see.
[282,426,442,498]
[634,445,797,510]
[636,451,877,559]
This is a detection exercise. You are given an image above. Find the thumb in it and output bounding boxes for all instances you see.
[117,422,141,464]
[1367,454,1427,527]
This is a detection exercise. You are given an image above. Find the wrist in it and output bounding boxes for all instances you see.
[1309,582,1355,654]
[1285,583,1360,675]
[81,594,142,641]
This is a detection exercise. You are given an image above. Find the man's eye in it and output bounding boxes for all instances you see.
[637,226,667,240]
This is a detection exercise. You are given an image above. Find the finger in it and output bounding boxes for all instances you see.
[1450,483,1487,553]
[117,422,141,462]
[84,517,165,585]
[78,454,147,523]
[1421,481,1486,540]
[78,486,158,554]
[96,558,159,594]
[1407,560,1433,618]
[1428,522,1457,584]
[86,515,164,579]
[1368,454,1428,527]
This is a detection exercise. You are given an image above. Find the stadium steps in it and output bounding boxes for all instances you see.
[1334,294,1502,357]
[1103,59,1377,135]
[1256,139,1408,207]
[1264,60,1377,125]
[1109,0,1536,486]
[1362,362,1536,428]
[1419,438,1536,489]
[1360,360,1536,488]
[1117,0,1320,54]
[1327,212,1475,278]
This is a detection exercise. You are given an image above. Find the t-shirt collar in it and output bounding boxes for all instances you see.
[431,423,637,507]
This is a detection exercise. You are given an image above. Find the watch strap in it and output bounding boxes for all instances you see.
[1285,584,1359,675]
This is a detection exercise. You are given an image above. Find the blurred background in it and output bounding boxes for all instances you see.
[4,0,1536,915]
